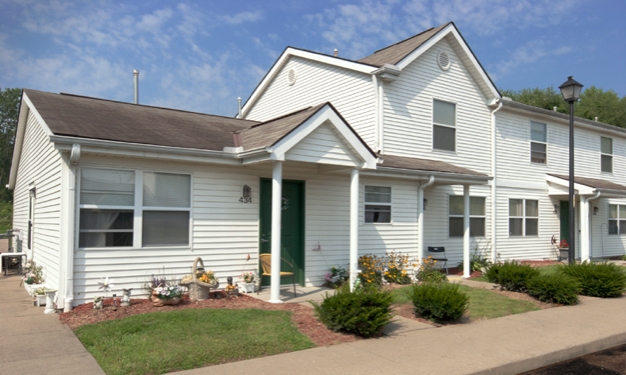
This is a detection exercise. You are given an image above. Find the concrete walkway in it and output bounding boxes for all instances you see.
[171,280,626,375]
[0,275,105,375]
[1,274,625,375]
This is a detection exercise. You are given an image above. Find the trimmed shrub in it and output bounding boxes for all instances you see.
[526,274,581,305]
[409,282,469,322]
[484,261,540,292]
[311,285,394,337]
[558,262,626,298]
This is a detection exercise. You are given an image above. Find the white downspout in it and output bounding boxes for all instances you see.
[417,176,435,265]
[349,169,360,292]
[371,75,380,152]
[378,78,384,153]
[490,100,503,262]
[64,144,80,312]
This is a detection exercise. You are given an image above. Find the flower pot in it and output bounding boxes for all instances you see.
[238,282,256,294]
[559,248,569,262]
[25,283,45,294]
[33,294,46,307]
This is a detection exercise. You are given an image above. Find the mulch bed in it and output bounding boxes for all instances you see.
[59,291,358,347]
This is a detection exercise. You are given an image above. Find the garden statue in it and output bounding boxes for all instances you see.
[121,288,132,306]
[227,276,233,286]
[93,296,104,310]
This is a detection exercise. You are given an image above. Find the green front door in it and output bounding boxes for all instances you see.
[560,200,569,244]
[259,179,305,286]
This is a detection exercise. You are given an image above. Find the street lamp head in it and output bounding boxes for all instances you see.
[559,76,584,102]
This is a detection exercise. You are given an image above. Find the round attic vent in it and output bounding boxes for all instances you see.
[437,51,451,71]
[288,68,297,85]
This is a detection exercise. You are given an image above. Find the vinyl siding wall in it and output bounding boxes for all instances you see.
[245,56,377,149]
[495,109,626,259]
[382,38,492,175]
[12,110,63,289]
[71,156,426,304]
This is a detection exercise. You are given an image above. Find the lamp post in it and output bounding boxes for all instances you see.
[559,76,583,264]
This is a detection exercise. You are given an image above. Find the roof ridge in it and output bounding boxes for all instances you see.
[368,22,450,55]
[28,89,259,124]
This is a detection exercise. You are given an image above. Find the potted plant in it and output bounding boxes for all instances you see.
[32,287,46,307]
[558,239,569,261]
[238,271,257,294]
[23,261,45,293]
[151,284,182,307]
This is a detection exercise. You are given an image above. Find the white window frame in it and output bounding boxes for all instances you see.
[432,99,456,152]
[601,137,613,173]
[608,204,626,235]
[509,199,539,237]
[364,185,392,224]
[78,167,192,249]
[530,121,547,164]
[448,195,486,238]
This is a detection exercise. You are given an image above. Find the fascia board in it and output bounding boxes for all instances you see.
[396,25,500,100]
[271,105,377,169]
[363,167,491,184]
[51,136,241,166]
[241,48,375,118]
[8,94,30,189]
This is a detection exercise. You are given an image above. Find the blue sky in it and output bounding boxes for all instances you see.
[1,0,624,116]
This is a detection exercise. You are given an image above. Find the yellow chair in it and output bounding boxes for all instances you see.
[259,253,296,297]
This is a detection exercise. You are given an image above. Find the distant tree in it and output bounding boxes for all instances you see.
[576,86,626,128]
[0,88,21,202]
[501,86,626,128]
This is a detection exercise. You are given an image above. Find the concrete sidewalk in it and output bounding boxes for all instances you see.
[0,275,104,375]
[171,282,626,375]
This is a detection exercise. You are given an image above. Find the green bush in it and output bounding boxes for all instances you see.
[484,261,540,292]
[416,256,448,283]
[558,262,626,298]
[526,274,580,305]
[409,282,469,322]
[311,285,394,337]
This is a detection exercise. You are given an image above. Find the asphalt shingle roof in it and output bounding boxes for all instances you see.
[378,153,487,176]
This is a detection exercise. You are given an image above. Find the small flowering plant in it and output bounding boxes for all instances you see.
[558,239,569,248]
[153,285,182,300]
[23,261,44,285]
[240,271,257,284]
[198,270,218,286]
[324,266,349,288]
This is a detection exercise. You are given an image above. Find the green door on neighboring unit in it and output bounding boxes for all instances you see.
[259,179,305,286]
[560,200,569,243]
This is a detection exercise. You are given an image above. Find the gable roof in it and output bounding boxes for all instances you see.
[238,104,327,151]
[357,23,450,67]
[548,174,626,193]
[24,89,258,152]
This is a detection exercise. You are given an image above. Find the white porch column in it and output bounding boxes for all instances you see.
[580,197,590,262]
[269,161,283,303]
[349,168,359,291]
[463,185,471,278]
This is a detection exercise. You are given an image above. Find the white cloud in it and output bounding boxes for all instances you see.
[490,40,574,81]
[222,10,263,25]
[136,8,173,33]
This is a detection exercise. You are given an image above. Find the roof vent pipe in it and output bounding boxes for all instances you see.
[133,70,139,104]
[333,48,338,57]
[553,106,557,112]
[237,97,242,118]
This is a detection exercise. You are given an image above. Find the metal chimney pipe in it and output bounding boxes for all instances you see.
[237,97,242,118]
[333,48,338,57]
[133,70,139,104]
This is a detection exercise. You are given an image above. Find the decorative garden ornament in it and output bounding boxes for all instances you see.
[93,296,104,310]
[121,288,132,306]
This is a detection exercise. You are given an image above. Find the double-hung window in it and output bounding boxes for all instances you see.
[449,196,485,237]
[601,137,613,173]
[608,204,626,235]
[530,121,547,164]
[433,99,456,151]
[509,199,539,236]
[364,186,391,223]
[79,168,191,248]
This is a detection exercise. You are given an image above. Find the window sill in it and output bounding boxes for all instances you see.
[79,245,191,250]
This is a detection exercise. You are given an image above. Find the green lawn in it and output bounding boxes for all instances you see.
[470,265,561,282]
[75,308,313,375]
[394,284,539,321]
